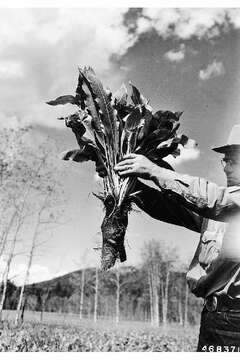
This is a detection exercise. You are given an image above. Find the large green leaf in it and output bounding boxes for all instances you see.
[82,67,116,147]
[60,144,107,177]
[76,70,105,149]
[60,149,89,162]
[46,95,77,106]
[113,84,128,107]
[121,107,144,154]
[129,82,148,106]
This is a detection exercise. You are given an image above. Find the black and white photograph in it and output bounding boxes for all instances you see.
[1,2,240,353]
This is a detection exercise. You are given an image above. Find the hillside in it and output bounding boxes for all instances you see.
[2,265,203,325]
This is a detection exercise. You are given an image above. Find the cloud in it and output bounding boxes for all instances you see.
[164,44,186,63]
[0,8,240,129]
[0,257,61,285]
[199,60,225,81]
[0,8,135,128]
[164,141,200,166]
[0,61,24,79]
[136,8,240,40]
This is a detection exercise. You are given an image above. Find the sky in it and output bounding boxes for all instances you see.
[1,6,240,284]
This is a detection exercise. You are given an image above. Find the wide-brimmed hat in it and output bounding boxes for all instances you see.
[213,124,240,154]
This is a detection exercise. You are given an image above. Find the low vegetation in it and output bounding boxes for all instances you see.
[0,313,198,352]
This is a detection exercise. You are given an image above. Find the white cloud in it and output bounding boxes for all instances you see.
[137,16,152,33]
[164,44,186,63]
[0,259,57,286]
[199,60,225,81]
[227,8,240,28]
[164,141,200,166]
[13,264,53,285]
[0,8,239,129]
[137,8,240,40]
[0,8,135,128]
[0,8,134,75]
[0,61,24,79]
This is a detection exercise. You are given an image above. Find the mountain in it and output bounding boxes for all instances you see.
[2,265,203,324]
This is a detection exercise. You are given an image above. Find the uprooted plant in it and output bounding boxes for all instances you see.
[47,66,195,270]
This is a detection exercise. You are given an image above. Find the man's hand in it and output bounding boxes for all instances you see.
[114,154,159,180]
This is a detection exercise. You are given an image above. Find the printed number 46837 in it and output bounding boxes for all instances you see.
[201,345,239,352]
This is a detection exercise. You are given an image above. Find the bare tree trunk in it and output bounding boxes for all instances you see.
[0,262,12,320]
[162,270,169,325]
[152,263,159,327]
[38,295,43,322]
[184,281,189,327]
[0,210,22,320]
[15,241,34,326]
[86,298,90,318]
[2,163,46,324]
[148,269,153,325]
[116,267,120,324]
[148,262,159,326]
[152,281,159,326]
[178,297,183,325]
[40,287,50,322]
[15,285,25,325]
[0,210,17,260]
[20,294,26,323]
[94,267,98,323]
[0,270,8,321]
[79,268,85,320]
[105,298,109,319]
[15,192,49,326]
[0,259,13,321]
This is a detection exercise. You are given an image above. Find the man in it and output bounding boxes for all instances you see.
[115,124,240,351]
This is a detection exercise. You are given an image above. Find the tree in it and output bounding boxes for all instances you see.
[0,172,45,320]
[109,263,125,323]
[184,279,189,326]
[0,212,20,320]
[15,192,50,325]
[1,131,65,325]
[115,266,120,323]
[93,266,99,323]
[14,177,63,326]
[142,239,180,326]
[79,269,85,320]
[145,243,160,326]
[72,249,92,320]
[6,260,204,324]
[0,126,32,319]
[0,126,29,187]
[47,66,194,270]
[0,126,28,262]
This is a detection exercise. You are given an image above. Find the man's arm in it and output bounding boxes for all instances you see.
[151,168,240,222]
[133,180,202,233]
[115,154,240,221]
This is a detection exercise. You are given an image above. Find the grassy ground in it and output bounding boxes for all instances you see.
[0,310,198,352]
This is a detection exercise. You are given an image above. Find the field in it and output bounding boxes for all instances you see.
[0,311,198,352]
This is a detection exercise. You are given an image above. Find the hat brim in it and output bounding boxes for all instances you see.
[212,144,240,154]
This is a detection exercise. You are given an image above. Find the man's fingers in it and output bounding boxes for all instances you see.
[115,165,133,173]
[122,153,137,160]
[117,169,135,177]
[115,160,133,169]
